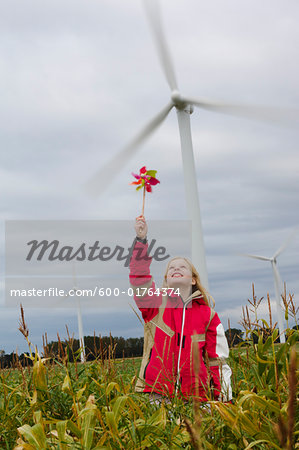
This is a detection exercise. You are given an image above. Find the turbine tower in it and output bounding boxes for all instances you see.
[244,228,298,344]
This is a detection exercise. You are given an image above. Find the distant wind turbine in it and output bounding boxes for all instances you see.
[64,263,86,363]
[244,228,298,344]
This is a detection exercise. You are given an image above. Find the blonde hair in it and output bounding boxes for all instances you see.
[163,257,215,308]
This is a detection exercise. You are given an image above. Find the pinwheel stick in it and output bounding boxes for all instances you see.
[142,186,146,216]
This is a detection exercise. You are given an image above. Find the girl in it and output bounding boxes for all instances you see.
[129,216,232,402]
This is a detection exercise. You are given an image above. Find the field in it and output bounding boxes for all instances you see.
[0,294,298,449]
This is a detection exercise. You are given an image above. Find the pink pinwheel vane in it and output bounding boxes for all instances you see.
[130,166,160,216]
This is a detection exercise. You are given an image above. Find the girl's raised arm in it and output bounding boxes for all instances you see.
[129,216,162,322]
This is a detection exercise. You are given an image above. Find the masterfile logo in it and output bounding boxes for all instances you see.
[26,238,169,267]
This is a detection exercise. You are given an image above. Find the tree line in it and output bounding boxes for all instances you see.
[1,326,297,369]
[0,335,144,368]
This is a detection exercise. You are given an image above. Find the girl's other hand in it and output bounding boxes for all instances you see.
[135,215,148,240]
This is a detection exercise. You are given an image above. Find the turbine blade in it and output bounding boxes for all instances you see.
[143,0,178,91]
[242,253,271,262]
[85,102,174,196]
[274,226,299,259]
[182,95,299,127]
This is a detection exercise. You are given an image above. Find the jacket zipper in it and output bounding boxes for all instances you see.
[175,295,194,394]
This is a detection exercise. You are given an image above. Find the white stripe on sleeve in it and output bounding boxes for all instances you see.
[216,323,232,401]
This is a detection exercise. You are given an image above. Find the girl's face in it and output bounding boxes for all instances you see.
[166,258,196,289]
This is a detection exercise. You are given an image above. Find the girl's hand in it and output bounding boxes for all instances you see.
[135,215,148,240]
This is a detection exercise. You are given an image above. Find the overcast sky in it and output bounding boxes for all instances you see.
[1,0,298,354]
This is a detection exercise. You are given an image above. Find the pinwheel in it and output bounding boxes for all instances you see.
[130,166,160,216]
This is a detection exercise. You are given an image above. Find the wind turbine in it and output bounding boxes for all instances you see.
[64,263,86,363]
[86,0,298,291]
[244,228,298,344]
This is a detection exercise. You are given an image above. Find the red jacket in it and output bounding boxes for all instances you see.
[129,240,232,401]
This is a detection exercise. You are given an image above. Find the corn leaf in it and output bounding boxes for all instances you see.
[14,441,36,450]
[62,373,72,394]
[56,420,74,447]
[147,404,167,428]
[255,354,274,365]
[244,439,282,449]
[127,396,145,420]
[106,382,120,396]
[112,395,128,423]
[66,420,82,439]
[76,384,86,401]
[79,396,98,450]
[238,392,280,414]
[32,359,47,392]
[105,411,118,436]
[17,424,46,449]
